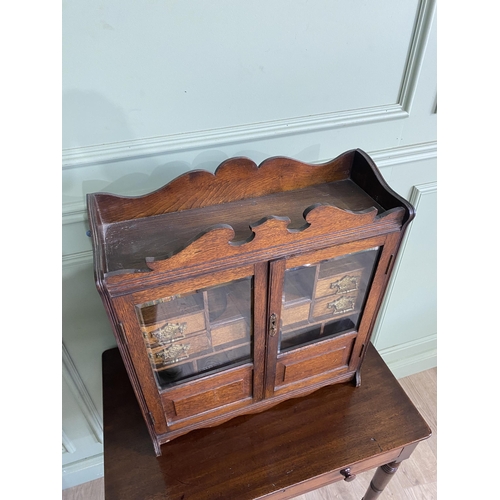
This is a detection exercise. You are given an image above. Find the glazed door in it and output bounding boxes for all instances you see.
[264,235,397,398]
[115,263,267,434]
[137,277,253,388]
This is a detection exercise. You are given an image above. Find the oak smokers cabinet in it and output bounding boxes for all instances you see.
[87,149,415,456]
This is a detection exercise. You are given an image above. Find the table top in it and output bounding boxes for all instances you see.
[102,344,431,500]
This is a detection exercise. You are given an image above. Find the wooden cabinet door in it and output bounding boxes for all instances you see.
[264,234,399,398]
[114,263,268,433]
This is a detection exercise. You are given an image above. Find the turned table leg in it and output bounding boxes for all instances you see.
[362,461,400,500]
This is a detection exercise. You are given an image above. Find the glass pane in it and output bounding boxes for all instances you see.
[136,276,253,389]
[279,247,379,352]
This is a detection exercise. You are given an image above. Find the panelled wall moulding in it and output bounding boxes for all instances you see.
[370,180,437,347]
[62,0,437,488]
[62,431,76,455]
[61,141,437,231]
[61,0,435,170]
[62,343,103,444]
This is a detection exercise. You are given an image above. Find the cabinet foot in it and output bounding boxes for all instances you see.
[153,439,162,457]
[354,368,361,387]
[362,461,400,500]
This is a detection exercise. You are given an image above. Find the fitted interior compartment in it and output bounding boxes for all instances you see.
[102,180,384,274]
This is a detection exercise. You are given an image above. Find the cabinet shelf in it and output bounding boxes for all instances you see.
[100,180,385,275]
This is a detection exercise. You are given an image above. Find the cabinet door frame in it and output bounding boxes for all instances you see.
[113,263,266,434]
[263,232,401,398]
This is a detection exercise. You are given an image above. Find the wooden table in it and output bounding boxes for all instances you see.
[102,344,431,500]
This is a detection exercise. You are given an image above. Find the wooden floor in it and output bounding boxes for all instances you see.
[62,367,437,500]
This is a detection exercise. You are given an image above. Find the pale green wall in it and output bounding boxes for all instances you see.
[62,0,436,488]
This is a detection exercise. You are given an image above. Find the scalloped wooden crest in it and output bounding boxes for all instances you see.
[141,204,379,273]
[94,152,354,223]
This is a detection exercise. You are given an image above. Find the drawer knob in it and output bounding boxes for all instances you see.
[340,467,356,482]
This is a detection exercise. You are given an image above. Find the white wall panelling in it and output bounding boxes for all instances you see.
[62,343,103,444]
[62,0,437,489]
[62,0,435,193]
[63,0,431,156]
[377,334,437,380]
[62,431,76,455]
[372,181,437,367]
[62,453,104,490]
[62,374,105,488]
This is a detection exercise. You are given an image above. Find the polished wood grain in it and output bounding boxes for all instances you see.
[98,344,430,500]
[294,367,437,500]
[88,151,413,293]
[99,180,384,277]
[61,366,436,500]
[135,204,398,277]
[89,152,355,224]
[87,151,416,454]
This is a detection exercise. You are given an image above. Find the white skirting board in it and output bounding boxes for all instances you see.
[62,454,104,490]
[378,334,437,379]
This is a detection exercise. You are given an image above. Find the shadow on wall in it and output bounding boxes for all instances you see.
[63,89,323,200]
[63,89,135,150]
[80,143,323,200]
[62,89,197,198]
